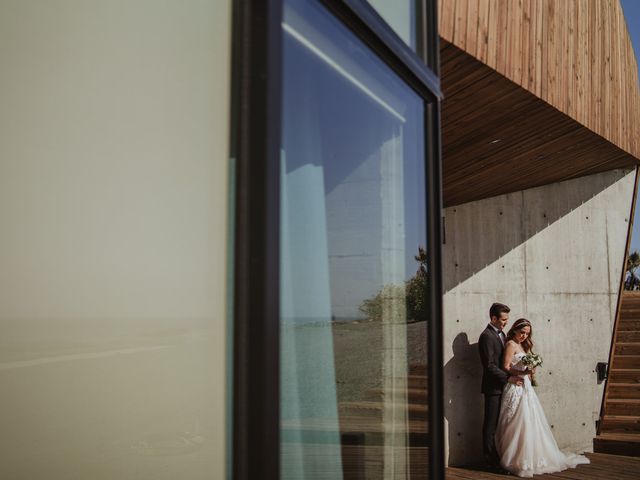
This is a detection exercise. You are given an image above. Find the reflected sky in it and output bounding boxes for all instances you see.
[282,0,426,320]
[366,0,418,51]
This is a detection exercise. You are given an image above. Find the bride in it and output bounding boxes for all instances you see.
[495,318,590,477]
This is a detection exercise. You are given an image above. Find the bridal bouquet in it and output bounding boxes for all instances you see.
[521,352,543,386]
[521,352,543,369]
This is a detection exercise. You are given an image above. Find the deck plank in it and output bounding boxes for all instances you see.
[447,453,640,479]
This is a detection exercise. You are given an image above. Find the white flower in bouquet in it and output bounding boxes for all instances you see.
[521,352,543,369]
[521,352,542,386]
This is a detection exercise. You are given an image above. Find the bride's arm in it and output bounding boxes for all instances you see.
[501,341,524,376]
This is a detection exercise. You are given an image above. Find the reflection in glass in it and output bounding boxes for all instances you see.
[367,0,418,50]
[280,1,428,478]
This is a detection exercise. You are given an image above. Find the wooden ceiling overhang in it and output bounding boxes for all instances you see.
[438,0,640,207]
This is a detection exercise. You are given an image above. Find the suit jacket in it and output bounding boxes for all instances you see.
[479,325,509,394]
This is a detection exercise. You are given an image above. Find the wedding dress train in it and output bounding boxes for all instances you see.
[495,352,590,478]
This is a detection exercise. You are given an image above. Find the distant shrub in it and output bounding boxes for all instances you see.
[359,246,429,323]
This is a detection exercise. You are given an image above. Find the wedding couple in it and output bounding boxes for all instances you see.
[479,302,590,477]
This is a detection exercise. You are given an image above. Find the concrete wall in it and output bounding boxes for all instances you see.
[443,169,636,466]
[0,1,231,478]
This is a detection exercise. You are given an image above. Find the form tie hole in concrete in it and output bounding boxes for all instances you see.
[582,423,586,426]
[551,425,554,429]
[548,371,552,375]
[456,319,460,323]
[547,319,551,322]
[590,318,593,322]
[586,216,589,220]
[453,209,457,213]
[501,265,505,269]
[546,266,549,270]
[499,211,503,216]
[588,266,591,270]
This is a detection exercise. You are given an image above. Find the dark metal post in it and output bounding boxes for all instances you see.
[427,98,445,480]
[231,0,283,479]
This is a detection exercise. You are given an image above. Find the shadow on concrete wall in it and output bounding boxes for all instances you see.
[443,333,483,466]
[443,169,630,293]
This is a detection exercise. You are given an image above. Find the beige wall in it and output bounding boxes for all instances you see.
[0,1,231,478]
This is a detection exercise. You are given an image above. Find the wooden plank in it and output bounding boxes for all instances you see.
[465,0,478,57]
[581,453,640,477]
[602,0,612,141]
[601,415,640,433]
[453,0,468,51]
[439,0,456,42]
[447,453,640,479]
[588,0,599,136]
[615,343,640,355]
[495,0,508,76]
[475,0,491,63]
[525,0,537,92]
[617,320,640,330]
[609,383,640,400]
[576,0,587,128]
[485,0,498,69]
[565,0,576,119]
[605,399,640,416]
[557,0,568,115]
[618,331,640,342]
[615,3,625,147]
[608,368,640,382]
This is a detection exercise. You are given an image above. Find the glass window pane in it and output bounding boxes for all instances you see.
[280,1,428,478]
[367,0,418,51]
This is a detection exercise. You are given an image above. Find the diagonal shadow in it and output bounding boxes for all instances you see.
[443,169,633,294]
[443,333,483,467]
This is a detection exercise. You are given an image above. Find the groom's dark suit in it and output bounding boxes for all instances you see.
[478,324,509,466]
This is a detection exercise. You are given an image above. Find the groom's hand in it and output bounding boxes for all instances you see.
[508,376,523,386]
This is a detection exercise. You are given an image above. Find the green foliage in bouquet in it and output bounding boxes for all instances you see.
[521,352,543,386]
[521,352,543,369]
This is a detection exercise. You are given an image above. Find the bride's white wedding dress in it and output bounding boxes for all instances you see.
[495,352,590,478]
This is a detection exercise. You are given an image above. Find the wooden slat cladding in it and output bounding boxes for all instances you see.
[438,0,640,159]
[441,40,636,207]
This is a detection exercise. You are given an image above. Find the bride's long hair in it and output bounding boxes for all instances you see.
[506,318,534,353]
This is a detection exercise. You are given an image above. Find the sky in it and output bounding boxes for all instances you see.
[620,1,640,253]
[622,1,640,61]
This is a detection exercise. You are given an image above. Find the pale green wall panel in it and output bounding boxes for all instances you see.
[0,1,231,478]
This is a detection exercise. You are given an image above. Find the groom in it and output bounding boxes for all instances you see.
[479,302,523,472]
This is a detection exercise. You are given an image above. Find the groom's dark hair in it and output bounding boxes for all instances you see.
[489,302,510,319]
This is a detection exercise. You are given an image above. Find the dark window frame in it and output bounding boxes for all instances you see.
[231,1,444,479]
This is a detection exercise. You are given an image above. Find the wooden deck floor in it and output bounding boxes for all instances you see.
[446,453,640,479]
